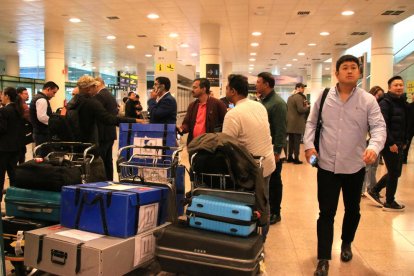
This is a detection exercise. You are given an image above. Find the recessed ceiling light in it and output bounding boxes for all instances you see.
[286,64,292,67]
[252,31,262,36]
[180,43,189,48]
[248,71,252,74]
[250,42,259,47]
[169,33,179,38]
[106,35,116,40]
[250,53,257,56]
[108,61,113,64]
[249,58,256,61]
[308,43,317,46]
[69,18,81,23]
[126,45,135,49]
[282,67,287,70]
[145,54,153,57]
[125,66,129,68]
[325,67,330,70]
[249,64,255,67]
[342,10,354,16]
[320,31,330,36]
[298,52,305,56]
[147,13,159,19]
[92,66,96,69]
[191,53,198,57]
[292,58,298,61]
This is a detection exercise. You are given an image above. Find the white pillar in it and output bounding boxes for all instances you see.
[371,22,394,91]
[331,49,346,87]
[221,62,232,98]
[45,29,66,111]
[310,62,322,104]
[5,55,20,76]
[136,63,147,110]
[200,23,221,97]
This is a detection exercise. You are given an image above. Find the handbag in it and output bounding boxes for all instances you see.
[314,88,330,152]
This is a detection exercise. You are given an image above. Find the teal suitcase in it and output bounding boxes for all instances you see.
[5,187,61,222]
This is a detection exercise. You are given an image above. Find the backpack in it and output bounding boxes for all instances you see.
[49,97,82,142]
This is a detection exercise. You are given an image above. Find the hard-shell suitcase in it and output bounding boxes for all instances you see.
[187,194,257,236]
[154,223,263,276]
[60,182,168,238]
[5,187,61,222]
[2,217,52,256]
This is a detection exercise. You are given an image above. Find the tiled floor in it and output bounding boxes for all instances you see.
[3,142,414,275]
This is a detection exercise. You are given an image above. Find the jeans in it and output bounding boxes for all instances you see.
[269,160,283,216]
[372,146,404,204]
[361,154,380,193]
[316,167,365,260]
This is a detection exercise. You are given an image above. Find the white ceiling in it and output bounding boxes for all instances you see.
[1,0,414,77]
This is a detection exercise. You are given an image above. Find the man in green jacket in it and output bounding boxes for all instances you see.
[256,72,287,224]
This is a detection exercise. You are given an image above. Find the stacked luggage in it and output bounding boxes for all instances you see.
[2,142,104,274]
[154,134,267,276]
[23,142,183,275]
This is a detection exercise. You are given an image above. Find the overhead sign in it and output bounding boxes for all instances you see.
[206,64,220,87]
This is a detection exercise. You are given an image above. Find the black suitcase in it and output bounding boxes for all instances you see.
[154,223,264,276]
[2,217,53,256]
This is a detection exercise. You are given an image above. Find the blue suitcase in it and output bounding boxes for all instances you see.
[118,123,177,161]
[5,187,61,222]
[60,182,169,238]
[186,195,257,237]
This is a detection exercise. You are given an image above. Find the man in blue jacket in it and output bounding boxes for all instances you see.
[150,77,177,124]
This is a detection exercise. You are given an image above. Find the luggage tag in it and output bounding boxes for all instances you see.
[14,230,24,256]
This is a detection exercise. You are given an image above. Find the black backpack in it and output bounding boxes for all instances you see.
[49,98,82,142]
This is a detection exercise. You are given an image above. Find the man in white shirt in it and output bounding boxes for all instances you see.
[222,74,275,241]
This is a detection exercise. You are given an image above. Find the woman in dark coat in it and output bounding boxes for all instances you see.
[0,87,25,200]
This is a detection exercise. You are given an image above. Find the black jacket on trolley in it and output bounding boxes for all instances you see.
[0,103,25,151]
[379,93,408,147]
[187,132,268,226]
[94,88,118,142]
[69,94,136,145]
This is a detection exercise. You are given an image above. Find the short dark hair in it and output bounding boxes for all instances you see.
[16,87,27,94]
[194,78,210,94]
[368,86,384,96]
[257,72,275,88]
[128,91,135,97]
[43,81,59,90]
[155,76,171,91]
[335,55,360,72]
[228,74,249,97]
[387,76,403,88]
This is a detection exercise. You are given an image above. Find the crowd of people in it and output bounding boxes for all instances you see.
[0,54,413,276]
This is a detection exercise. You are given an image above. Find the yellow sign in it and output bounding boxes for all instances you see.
[166,63,175,72]
[407,80,414,93]
[156,63,164,72]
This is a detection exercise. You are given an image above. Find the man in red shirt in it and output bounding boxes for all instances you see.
[178,78,227,145]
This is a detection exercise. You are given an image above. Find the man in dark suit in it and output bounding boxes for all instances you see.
[94,77,119,180]
[150,77,177,124]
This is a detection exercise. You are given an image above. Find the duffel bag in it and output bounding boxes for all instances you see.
[14,158,83,191]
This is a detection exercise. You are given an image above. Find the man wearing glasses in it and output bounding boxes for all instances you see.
[30,81,59,146]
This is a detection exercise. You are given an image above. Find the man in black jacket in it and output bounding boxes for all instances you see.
[367,76,407,211]
[150,77,177,124]
[94,77,119,180]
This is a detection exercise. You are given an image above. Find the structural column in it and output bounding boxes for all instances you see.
[44,29,66,111]
[221,61,232,98]
[200,23,221,97]
[136,63,147,110]
[310,62,322,104]
[370,22,394,91]
[330,49,345,87]
[5,55,20,76]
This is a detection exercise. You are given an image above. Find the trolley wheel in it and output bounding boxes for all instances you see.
[10,260,27,276]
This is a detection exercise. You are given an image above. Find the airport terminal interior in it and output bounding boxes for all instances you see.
[1,0,414,275]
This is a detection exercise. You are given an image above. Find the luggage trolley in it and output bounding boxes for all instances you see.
[33,142,99,184]
[117,145,183,223]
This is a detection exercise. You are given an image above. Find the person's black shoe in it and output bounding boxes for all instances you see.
[314,260,329,276]
[293,159,303,164]
[269,214,281,225]
[341,242,353,262]
[287,157,294,163]
[365,190,383,207]
[383,201,405,212]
